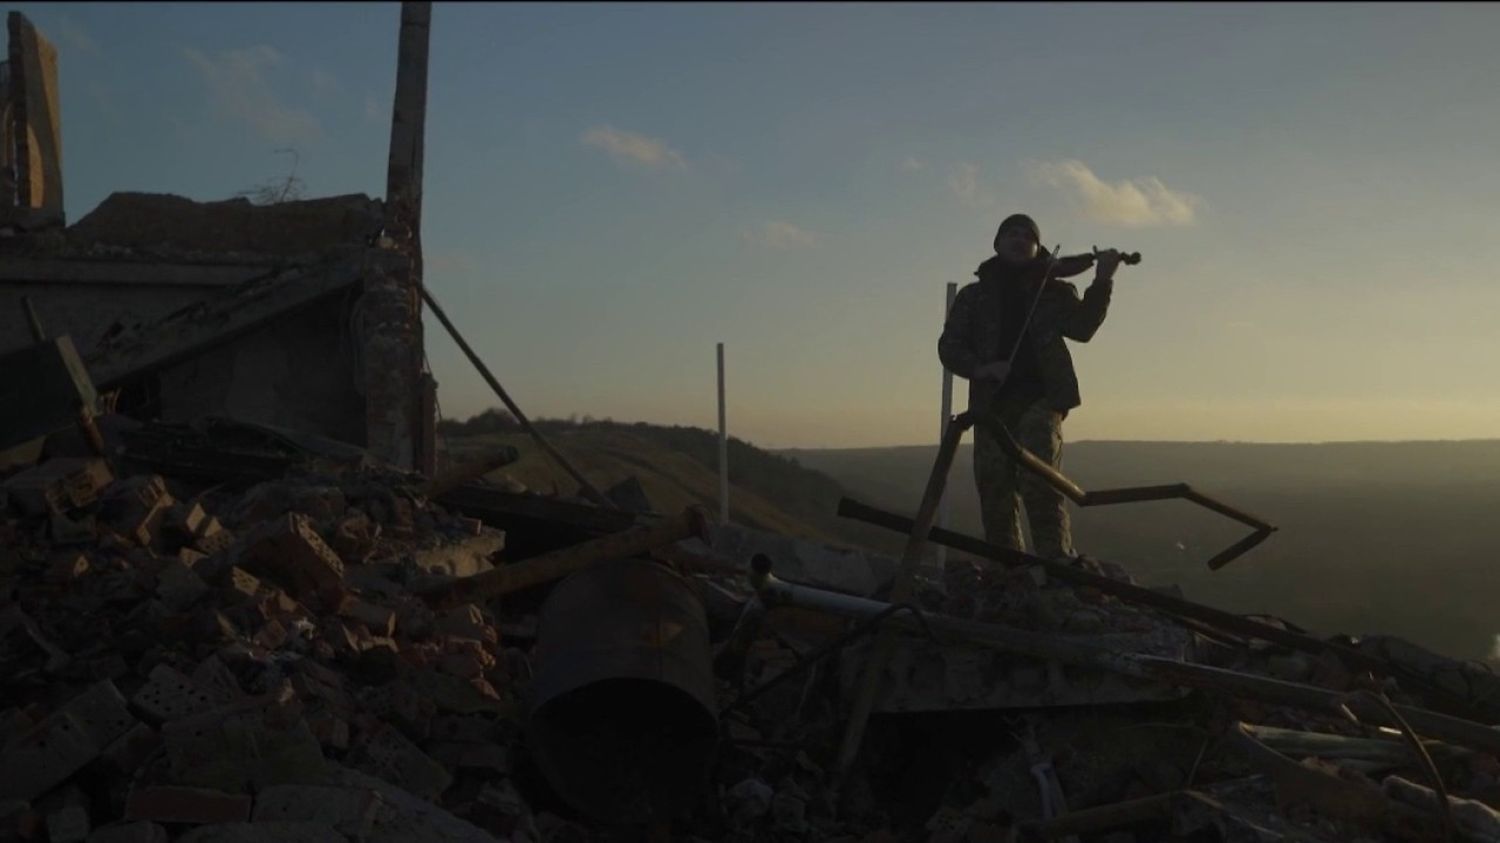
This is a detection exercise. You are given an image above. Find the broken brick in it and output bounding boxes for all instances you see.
[240,514,344,601]
[0,681,136,802]
[98,723,162,775]
[433,603,496,644]
[47,553,91,582]
[124,787,251,826]
[350,722,452,801]
[100,476,174,546]
[2,458,114,515]
[192,518,233,555]
[155,561,208,612]
[86,822,169,843]
[336,597,396,637]
[45,802,89,843]
[250,784,381,838]
[129,664,218,724]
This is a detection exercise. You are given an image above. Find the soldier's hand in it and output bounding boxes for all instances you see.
[975,360,1011,384]
[1093,247,1123,281]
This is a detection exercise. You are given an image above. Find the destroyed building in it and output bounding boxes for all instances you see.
[0,11,435,475]
[4,6,1500,843]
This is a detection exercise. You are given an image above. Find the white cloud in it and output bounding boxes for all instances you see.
[947,161,995,208]
[741,220,817,250]
[310,68,341,98]
[1029,158,1202,227]
[580,125,687,170]
[901,156,927,172]
[182,45,322,145]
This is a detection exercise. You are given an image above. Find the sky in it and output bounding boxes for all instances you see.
[13,2,1500,448]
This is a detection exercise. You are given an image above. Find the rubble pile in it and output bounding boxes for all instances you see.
[0,447,551,843]
[3,428,1500,843]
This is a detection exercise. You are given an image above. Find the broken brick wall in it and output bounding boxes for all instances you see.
[0,280,233,357]
[154,296,367,444]
[1,279,366,447]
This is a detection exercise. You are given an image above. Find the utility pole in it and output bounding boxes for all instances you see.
[717,343,729,525]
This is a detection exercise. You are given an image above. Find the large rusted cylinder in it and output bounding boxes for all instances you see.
[527,558,718,824]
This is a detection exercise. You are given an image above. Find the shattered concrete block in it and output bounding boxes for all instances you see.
[433,604,496,644]
[241,514,345,600]
[174,822,347,843]
[0,681,136,802]
[251,784,382,838]
[350,723,452,801]
[288,486,347,522]
[161,703,327,793]
[156,561,209,612]
[327,511,380,564]
[411,532,504,578]
[1,458,114,515]
[338,598,396,637]
[124,787,251,825]
[289,660,350,708]
[333,765,504,843]
[130,664,219,724]
[46,803,90,843]
[305,713,350,753]
[99,723,162,775]
[86,822,169,843]
[190,656,243,703]
[162,705,327,792]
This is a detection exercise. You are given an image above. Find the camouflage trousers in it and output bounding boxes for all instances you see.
[972,399,1074,559]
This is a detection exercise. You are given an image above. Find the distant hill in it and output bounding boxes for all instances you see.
[439,411,1500,662]
[438,419,895,551]
[783,439,1500,662]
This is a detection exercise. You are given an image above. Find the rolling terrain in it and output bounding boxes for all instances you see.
[442,416,1500,662]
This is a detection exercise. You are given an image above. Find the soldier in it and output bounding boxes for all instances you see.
[938,213,1126,559]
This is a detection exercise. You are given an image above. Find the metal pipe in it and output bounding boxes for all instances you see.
[748,557,1500,759]
[835,411,974,786]
[418,283,615,510]
[839,495,1494,723]
[529,558,717,825]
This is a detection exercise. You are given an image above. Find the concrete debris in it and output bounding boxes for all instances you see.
[1,412,1497,843]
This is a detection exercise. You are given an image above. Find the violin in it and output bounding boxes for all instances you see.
[1049,247,1143,279]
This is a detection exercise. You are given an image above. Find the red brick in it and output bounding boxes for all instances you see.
[124,787,251,825]
[240,514,344,601]
[86,822,169,843]
[48,553,91,582]
[336,598,396,637]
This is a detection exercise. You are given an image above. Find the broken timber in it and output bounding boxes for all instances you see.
[990,424,1276,569]
[752,565,1500,759]
[838,495,1497,724]
[419,506,710,608]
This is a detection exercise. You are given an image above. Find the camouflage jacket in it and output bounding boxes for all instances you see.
[939,257,1114,415]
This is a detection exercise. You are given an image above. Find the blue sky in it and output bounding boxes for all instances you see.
[15,2,1500,447]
